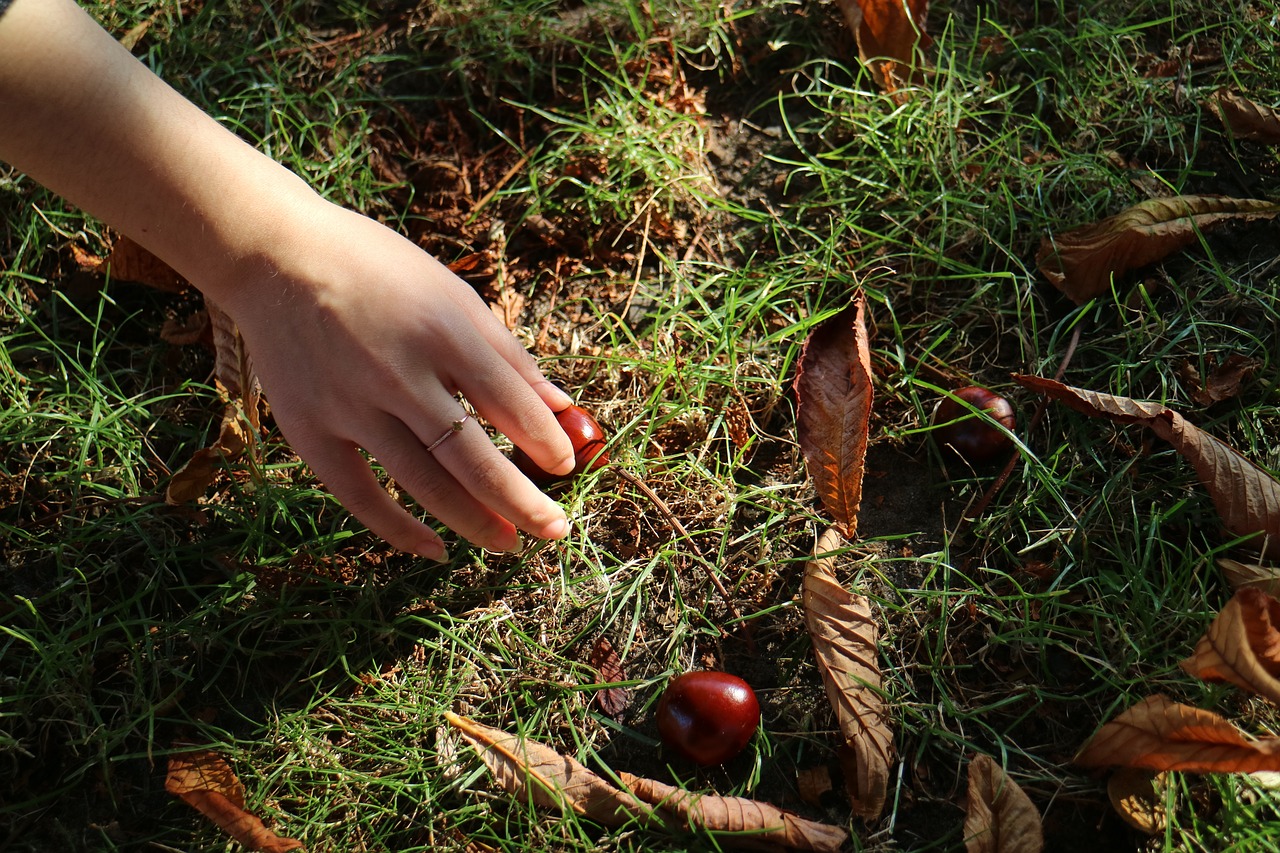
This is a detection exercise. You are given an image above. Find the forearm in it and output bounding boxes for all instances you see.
[0,0,315,303]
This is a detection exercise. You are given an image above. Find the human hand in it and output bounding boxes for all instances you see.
[209,199,578,560]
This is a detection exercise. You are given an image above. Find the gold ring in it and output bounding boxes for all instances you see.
[427,414,470,453]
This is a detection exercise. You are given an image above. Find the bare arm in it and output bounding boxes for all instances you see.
[0,0,577,559]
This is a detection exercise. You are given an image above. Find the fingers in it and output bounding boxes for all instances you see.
[437,279,577,477]
[292,437,452,561]
[372,414,570,549]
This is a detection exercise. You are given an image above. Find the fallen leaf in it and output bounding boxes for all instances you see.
[1208,89,1280,144]
[208,300,259,407]
[165,750,303,852]
[1106,768,1168,835]
[160,309,211,347]
[118,17,152,51]
[1036,195,1280,304]
[588,637,632,719]
[1180,354,1260,406]
[1075,694,1280,773]
[794,294,873,540]
[165,399,254,504]
[1219,557,1280,595]
[833,0,932,94]
[803,526,892,820]
[1181,588,1280,706]
[74,235,188,292]
[166,302,263,504]
[962,754,1044,853]
[619,772,850,853]
[444,711,649,828]
[796,765,836,808]
[445,713,848,851]
[1014,375,1280,558]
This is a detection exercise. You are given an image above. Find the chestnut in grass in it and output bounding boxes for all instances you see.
[511,404,609,484]
[656,671,760,765]
[934,385,1017,465]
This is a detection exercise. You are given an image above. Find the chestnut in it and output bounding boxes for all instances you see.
[511,404,608,484]
[655,671,760,765]
[934,385,1016,465]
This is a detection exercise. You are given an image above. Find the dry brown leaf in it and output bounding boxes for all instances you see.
[1106,768,1168,835]
[796,765,836,808]
[1180,354,1260,406]
[1208,88,1280,144]
[803,526,892,820]
[1219,557,1280,595]
[587,636,632,719]
[208,300,258,407]
[1181,587,1280,706]
[166,302,263,504]
[794,294,873,540]
[160,309,211,347]
[833,0,932,94]
[165,750,303,853]
[165,399,253,504]
[962,754,1044,853]
[74,235,188,292]
[1075,694,1280,773]
[444,711,649,828]
[1014,375,1280,558]
[619,772,850,853]
[1036,195,1280,304]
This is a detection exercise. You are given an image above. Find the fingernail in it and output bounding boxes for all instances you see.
[489,528,522,554]
[421,537,450,562]
[540,514,571,540]
[541,382,574,410]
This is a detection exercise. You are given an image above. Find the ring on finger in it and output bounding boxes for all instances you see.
[426,413,471,453]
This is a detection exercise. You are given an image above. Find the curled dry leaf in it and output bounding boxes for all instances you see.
[165,750,303,853]
[73,235,188,292]
[962,754,1044,853]
[794,294,873,540]
[1015,375,1280,558]
[803,526,892,820]
[166,302,264,504]
[1208,88,1280,144]
[1179,354,1260,406]
[1106,768,1169,836]
[587,636,632,719]
[833,0,932,94]
[619,772,850,853]
[1181,587,1280,706]
[796,764,837,808]
[165,398,255,504]
[1036,195,1280,304]
[1075,694,1280,773]
[444,711,648,828]
[444,712,848,852]
[1219,557,1280,595]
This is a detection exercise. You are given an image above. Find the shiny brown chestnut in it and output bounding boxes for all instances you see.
[656,671,760,765]
[934,385,1017,465]
[511,404,609,484]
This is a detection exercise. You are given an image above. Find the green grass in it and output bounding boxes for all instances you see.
[4,0,1280,850]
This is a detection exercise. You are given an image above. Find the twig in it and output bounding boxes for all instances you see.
[613,467,755,651]
[960,323,1084,525]
[19,494,163,530]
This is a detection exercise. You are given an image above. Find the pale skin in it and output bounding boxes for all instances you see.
[0,0,578,560]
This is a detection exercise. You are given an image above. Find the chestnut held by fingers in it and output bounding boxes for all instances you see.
[511,404,609,484]
[655,671,760,765]
[934,385,1017,465]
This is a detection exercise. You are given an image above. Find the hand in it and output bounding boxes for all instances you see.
[210,199,577,559]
